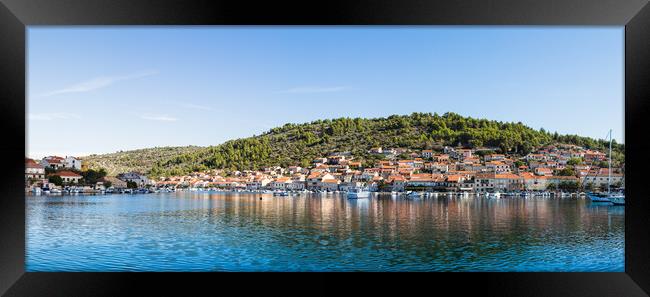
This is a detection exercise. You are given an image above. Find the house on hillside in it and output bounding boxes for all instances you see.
[117,172,151,186]
[41,156,65,170]
[64,156,83,170]
[52,171,82,184]
[25,158,46,186]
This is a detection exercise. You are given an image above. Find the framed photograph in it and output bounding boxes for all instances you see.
[1,0,649,296]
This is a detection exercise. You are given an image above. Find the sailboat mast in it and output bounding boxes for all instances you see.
[608,129,612,194]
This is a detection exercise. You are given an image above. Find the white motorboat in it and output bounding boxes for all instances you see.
[406,191,422,198]
[347,188,370,199]
[487,192,501,199]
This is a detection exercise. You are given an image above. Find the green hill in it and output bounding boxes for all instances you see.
[137,112,623,177]
[81,146,204,176]
[81,112,624,177]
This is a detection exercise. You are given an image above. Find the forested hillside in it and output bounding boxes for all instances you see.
[132,112,623,177]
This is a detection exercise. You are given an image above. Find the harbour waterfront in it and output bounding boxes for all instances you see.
[26,192,624,272]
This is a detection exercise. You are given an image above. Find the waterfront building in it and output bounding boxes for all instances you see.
[287,179,306,191]
[386,175,406,191]
[117,172,151,186]
[52,170,82,184]
[493,173,524,192]
[407,173,445,188]
[320,179,340,191]
[270,176,292,190]
[25,158,46,186]
[520,172,548,191]
[306,172,334,190]
[581,174,624,189]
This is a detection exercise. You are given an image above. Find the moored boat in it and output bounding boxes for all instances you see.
[487,192,501,199]
[587,130,625,205]
[587,192,611,202]
[609,194,625,205]
[347,188,370,199]
[406,191,422,198]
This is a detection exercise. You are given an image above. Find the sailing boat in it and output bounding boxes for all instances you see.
[586,129,625,205]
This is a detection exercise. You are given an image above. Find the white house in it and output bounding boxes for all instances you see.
[64,156,83,170]
[118,172,151,186]
[287,180,306,191]
[582,174,624,189]
[320,179,340,191]
[41,156,65,170]
[54,170,83,184]
[25,158,46,185]
[270,176,293,190]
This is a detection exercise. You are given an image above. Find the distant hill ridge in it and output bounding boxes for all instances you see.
[82,112,624,177]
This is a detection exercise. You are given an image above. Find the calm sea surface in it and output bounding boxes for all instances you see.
[26,192,624,271]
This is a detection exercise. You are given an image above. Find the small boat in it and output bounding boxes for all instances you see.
[273,191,289,196]
[609,194,625,205]
[487,192,501,199]
[406,191,422,198]
[347,188,370,199]
[588,193,611,202]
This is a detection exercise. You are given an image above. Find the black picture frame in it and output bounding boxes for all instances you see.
[1,0,649,296]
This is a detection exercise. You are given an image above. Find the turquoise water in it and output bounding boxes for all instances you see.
[26,192,624,271]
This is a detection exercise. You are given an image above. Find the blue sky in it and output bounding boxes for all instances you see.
[27,27,624,158]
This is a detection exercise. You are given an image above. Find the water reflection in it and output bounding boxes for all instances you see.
[26,193,624,271]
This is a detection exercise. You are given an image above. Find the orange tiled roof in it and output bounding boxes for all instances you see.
[321,179,339,184]
[54,171,81,178]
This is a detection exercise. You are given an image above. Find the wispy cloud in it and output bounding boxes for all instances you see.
[140,114,177,122]
[40,70,158,97]
[280,86,351,94]
[180,103,213,111]
[28,113,81,121]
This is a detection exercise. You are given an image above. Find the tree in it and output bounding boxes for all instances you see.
[82,168,108,185]
[556,168,576,176]
[104,181,113,188]
[126,181,138,189]
[48,175,63,186]
[558,181,580,192]
[567,157,583,166]
[300,158,311,169]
